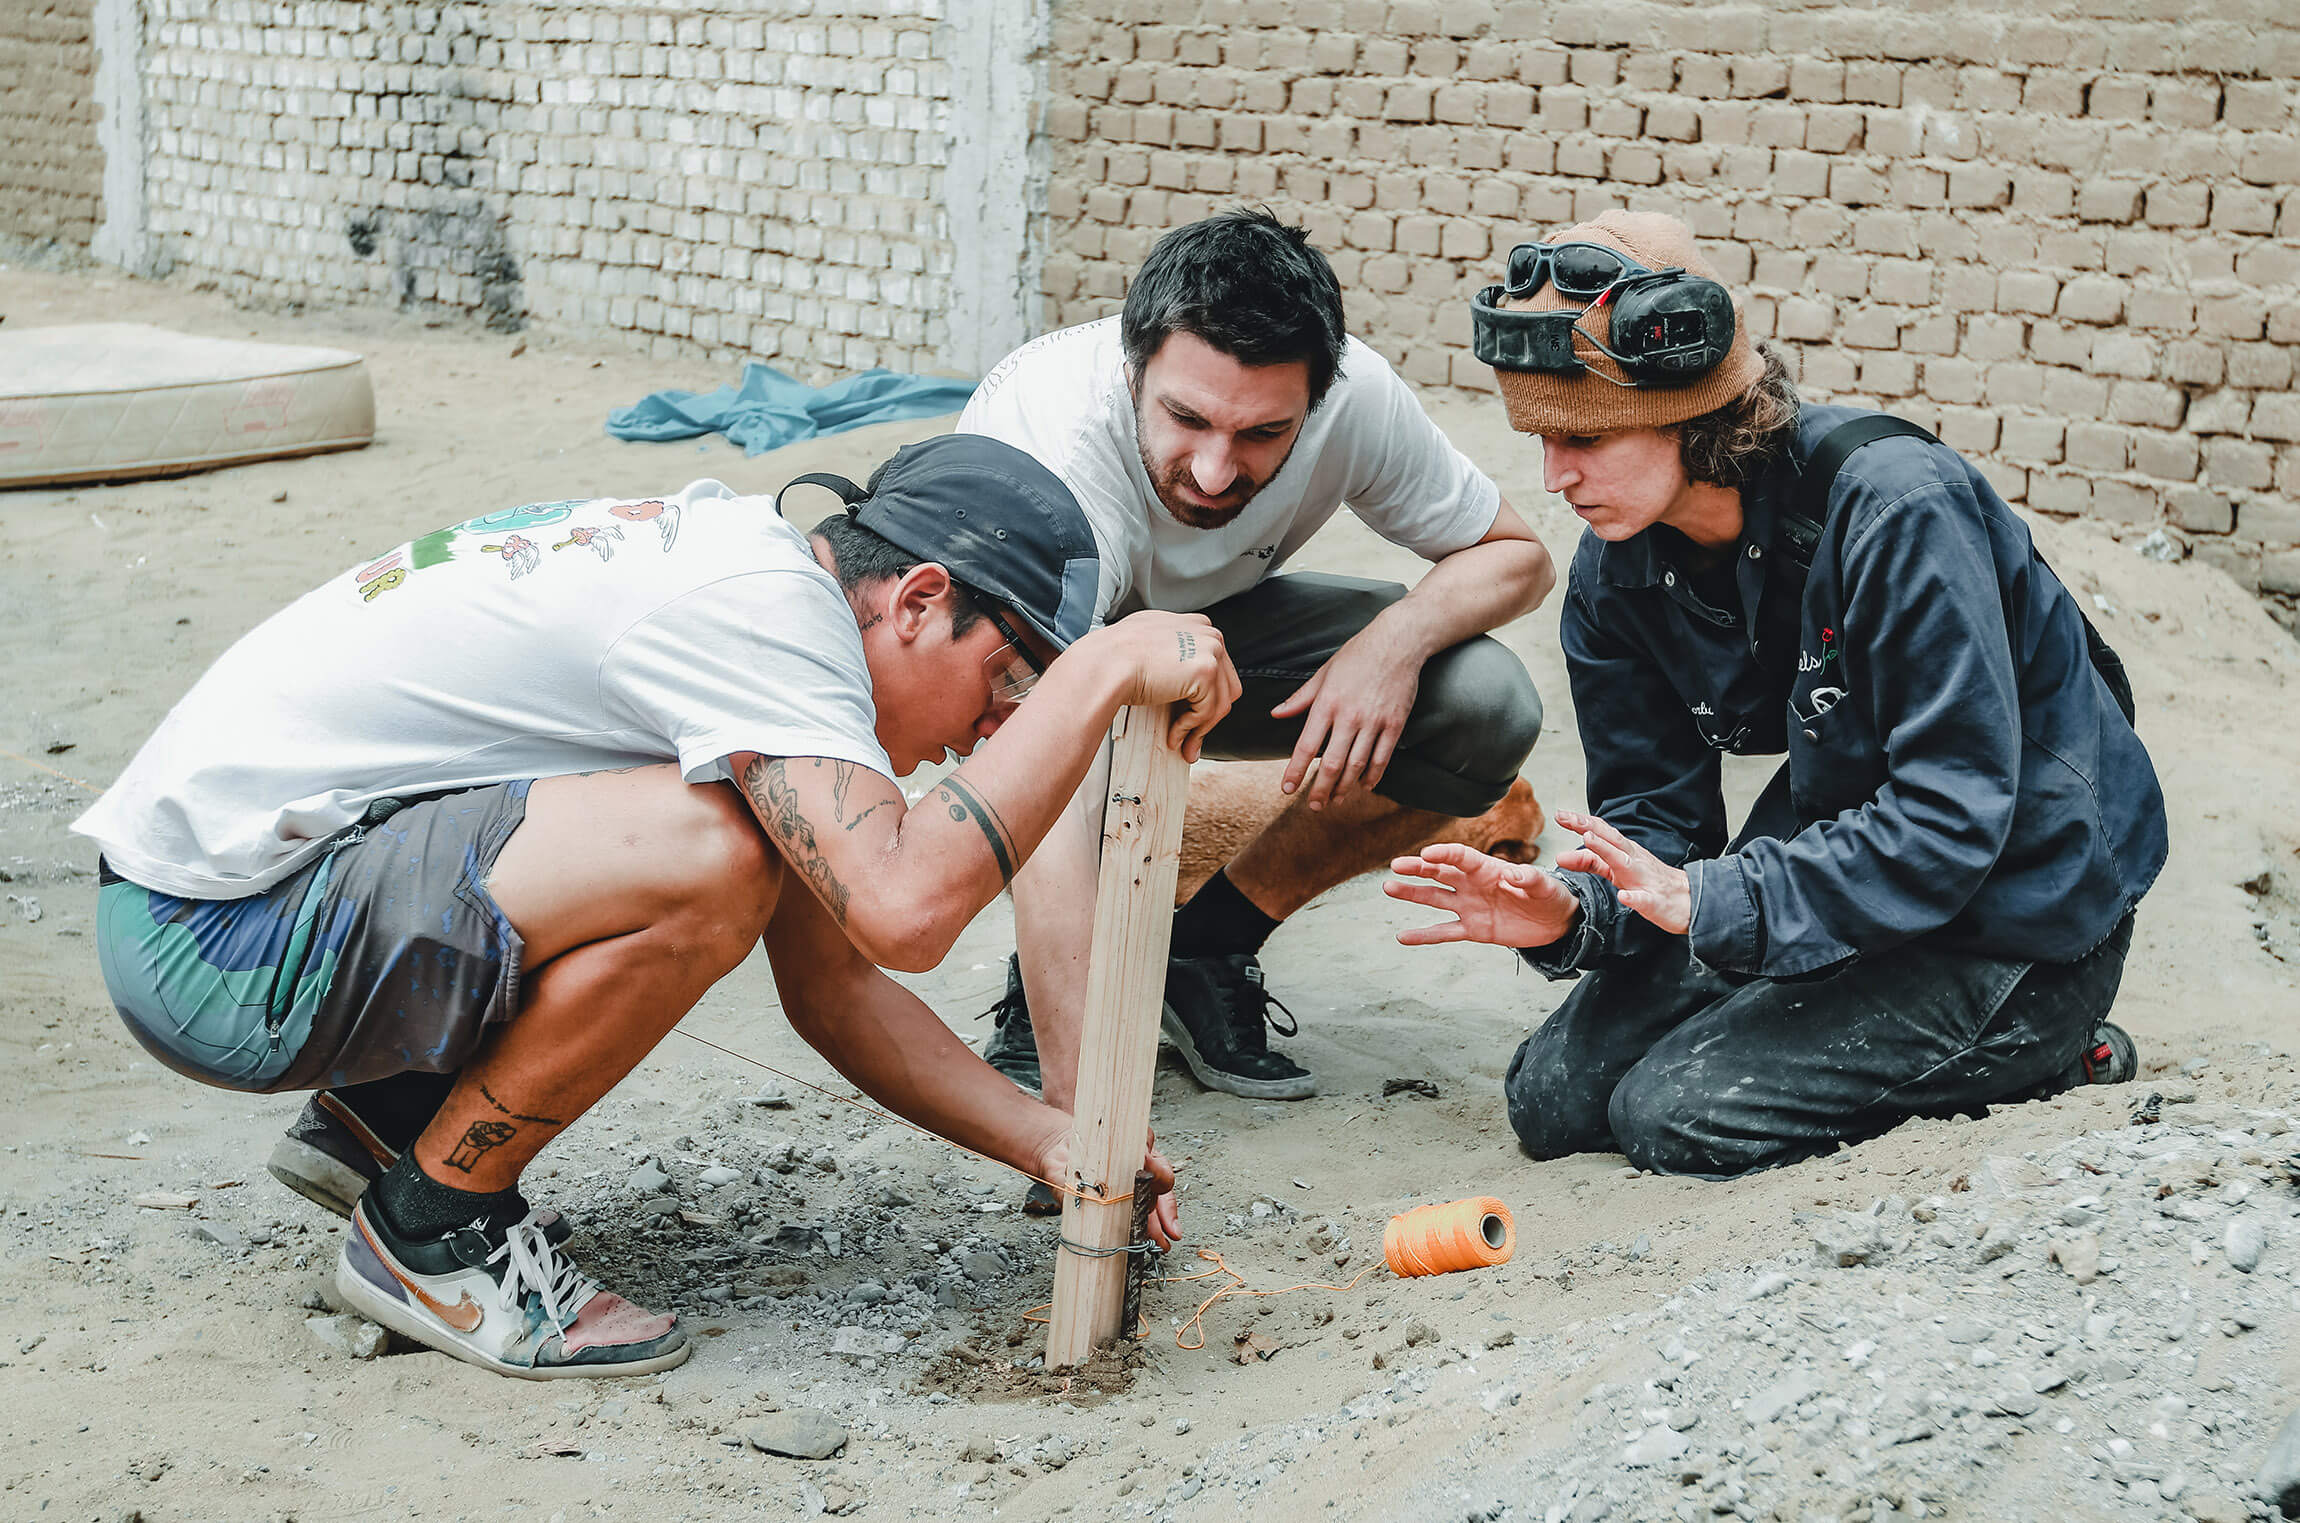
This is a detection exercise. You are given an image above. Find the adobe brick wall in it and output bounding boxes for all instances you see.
[0,0,105,247]
[1043,1,2300,616]
[137,0,964,374]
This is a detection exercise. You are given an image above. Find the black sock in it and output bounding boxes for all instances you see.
[1171,869,1281,961]
[331,1069,459,1154]
[368,1151,527,1240]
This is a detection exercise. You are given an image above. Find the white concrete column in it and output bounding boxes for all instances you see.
[939,0,1050,377]
[90,0,155,275]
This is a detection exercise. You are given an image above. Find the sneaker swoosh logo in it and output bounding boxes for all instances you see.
[357,1216,485,1333]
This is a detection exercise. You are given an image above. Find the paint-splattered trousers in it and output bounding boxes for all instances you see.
[1503,914,2135,1179]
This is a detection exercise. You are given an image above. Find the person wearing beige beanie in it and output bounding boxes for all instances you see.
[1387,211,2168,1178]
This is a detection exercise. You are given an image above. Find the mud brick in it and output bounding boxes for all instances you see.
[1772,150,1829,197]
[2086,75,2149,121]
[2229,343,2295,390]
[2075,178,2144,224]
[1517,44,1570,86]
[1803,104,1864,152]
[1676,53,1731,98]
[2106,381,2185,430]
[2187,390,2253,436]
[2040,368,2110,418]
[2065,421,2130,472]
[2090,480,2157,525]
[2168,487,2236,536]
[2253,505,2300,551]
[1829,163,1887,205]
[2254,395,2300,444]
[1646,98,1700,141]
[1731,55,1789,99]
[2222,81,2291,132]
[2193,540,2261,590]
[1946,165,2010,209]
[1777,296,1834,341]
[2027,473,2093,516]
[1789,57,1845,103]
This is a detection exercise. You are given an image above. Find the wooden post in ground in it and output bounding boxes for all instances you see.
[1046,704,1188,1369]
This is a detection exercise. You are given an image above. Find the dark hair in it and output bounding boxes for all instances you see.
[1674,342,1802,489]
[810,511,984,637]
[1120,207,1348,410]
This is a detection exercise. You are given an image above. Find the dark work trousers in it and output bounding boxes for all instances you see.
[1504,915,2136,1179]
[1192,571,1543,818]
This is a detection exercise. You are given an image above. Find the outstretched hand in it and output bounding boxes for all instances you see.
[1383,841,1581,950]
[1552,809,1691,934]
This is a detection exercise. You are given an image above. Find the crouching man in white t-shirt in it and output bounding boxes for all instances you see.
[958,210,1556,1155]
[74,435,1237,1380]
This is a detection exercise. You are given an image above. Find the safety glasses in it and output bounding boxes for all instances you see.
[980,605,1047,711]
[1502,241,1658,303]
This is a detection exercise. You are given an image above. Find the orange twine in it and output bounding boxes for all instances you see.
[1382,1196,1515,1277]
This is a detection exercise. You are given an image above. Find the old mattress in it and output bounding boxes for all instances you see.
[0,323,375,487]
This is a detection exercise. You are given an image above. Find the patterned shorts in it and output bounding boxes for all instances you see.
[96,782,531,1093]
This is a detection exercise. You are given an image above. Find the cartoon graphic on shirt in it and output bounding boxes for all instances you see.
[552,523,624,562]
[349,495,689,604]
[354,550,407,602]
[610,498,680,552]
[481,535,541,579]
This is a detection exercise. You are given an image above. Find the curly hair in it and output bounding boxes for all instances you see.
[1674,342,1802,489]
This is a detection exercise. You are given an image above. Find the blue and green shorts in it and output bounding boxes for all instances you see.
[96,782,531,1093]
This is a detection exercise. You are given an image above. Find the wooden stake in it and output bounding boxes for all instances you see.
[1046,704,1188,1369]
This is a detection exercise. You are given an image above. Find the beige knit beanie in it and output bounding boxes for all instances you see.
[1488,210,1765,436]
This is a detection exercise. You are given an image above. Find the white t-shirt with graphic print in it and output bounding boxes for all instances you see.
[955,317,1500,622]
[75,480,893,900]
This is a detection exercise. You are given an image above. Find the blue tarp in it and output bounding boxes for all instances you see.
[605,363,978,456]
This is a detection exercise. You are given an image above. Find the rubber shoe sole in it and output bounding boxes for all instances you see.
[1159,1001,1318,1101]
[2080,1021,2138,1086]
[333,1206,689,1382]
[268,1135,378,1220]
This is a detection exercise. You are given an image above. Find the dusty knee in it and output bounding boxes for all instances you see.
[1608,1066,1775,1179]
[1504,1034,1611,1161]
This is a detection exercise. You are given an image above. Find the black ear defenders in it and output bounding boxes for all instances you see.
[1471,241,1736,387]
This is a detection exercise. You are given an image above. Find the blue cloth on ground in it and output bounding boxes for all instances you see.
[605,363,977,456]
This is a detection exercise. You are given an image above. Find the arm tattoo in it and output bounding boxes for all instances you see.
[827,758,894,833]
[742,756,853,927]
[933,775,1018,886]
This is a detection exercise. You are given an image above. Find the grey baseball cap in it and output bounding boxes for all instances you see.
[776,434,1099,650]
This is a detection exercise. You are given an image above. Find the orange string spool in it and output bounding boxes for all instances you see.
[1382,1196,1515,1277]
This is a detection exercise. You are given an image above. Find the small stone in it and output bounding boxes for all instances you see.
[627,1162,670,1194]
[1748,1271,1793,1299]
[960,1252,1004,1283]
[1811,1214,1886,1267]
[742,1411,848,1460]
[1173,1418,1191,1434]
[1976,1216,2025,1263]
[829,1327,900,1361]
[304,1314,387,1359]
[190,1222,246,1252]
[750,1084,793,1109]
[1985,1389,2041,1418]
[2051,1233,2101,1285]
[1664,1407,1699,1432]
[698,1166,742,1188]
[958,1436,997,1463]
[1944,1317,1995,1345]
[1746,1374,1820,1426]
[1176,1477,1202,1500]
[132,1192,197,1211]
[2225,1218,2265,1273]
[846,1281,889,1306]
[1622,1426,1690,1467]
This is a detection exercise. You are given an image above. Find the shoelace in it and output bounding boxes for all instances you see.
[1224,960,1299,1042]
[486,1211,598,1339]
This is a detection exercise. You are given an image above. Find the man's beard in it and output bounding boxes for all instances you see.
[1135,419,1292,530]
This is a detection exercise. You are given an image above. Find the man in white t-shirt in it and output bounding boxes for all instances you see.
[958,210,1555,1149]
[77,435,1238,1380]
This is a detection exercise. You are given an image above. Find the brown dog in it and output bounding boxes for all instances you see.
[1176,761,1545,905]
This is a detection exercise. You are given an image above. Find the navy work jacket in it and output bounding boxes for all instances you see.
[1529,405,2168,981]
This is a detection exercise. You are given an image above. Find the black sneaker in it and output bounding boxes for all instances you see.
[270,1091,572,1245]
[2073,1021,2138,1087]
[1161,954,1317,1100]
[978,954,1043,1099]
[336,1198,688,1379]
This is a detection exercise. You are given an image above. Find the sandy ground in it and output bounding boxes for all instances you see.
[3,265,2298,1523]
